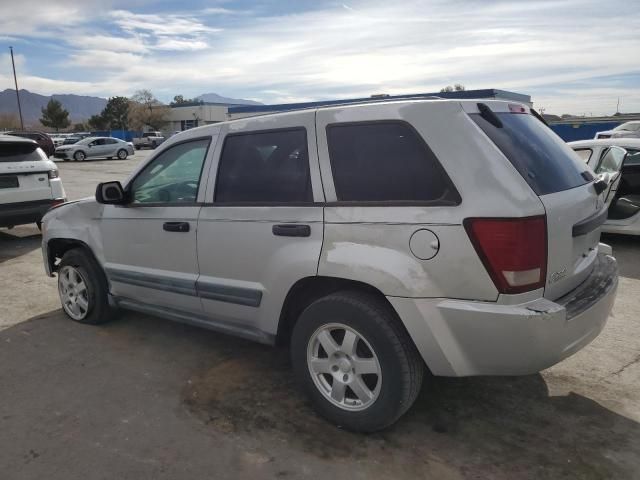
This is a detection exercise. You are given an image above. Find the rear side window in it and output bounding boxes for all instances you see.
[0,142,43,162]
[326,122,460,204]
[470,111,591,195]
[625,149,640,166]
[215,128,312,203]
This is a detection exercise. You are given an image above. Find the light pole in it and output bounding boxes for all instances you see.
[9,46,24,130]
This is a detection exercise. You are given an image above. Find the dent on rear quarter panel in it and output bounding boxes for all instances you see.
[318,221,498,300]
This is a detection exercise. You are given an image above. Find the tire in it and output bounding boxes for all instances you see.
[57,249,116,325]
[291,291,424,432]
[151,141,157,149]
[135,145,141,150]
[117,149,128,160]
[73,151,86,161]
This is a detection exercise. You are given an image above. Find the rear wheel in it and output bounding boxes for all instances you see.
[291,291,424,432]
[73,151,86,161]
[57,249,116,325]
[117,149,128,160]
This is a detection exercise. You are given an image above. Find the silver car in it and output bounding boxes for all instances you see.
[54,136,134,161]
[41,99,618,432]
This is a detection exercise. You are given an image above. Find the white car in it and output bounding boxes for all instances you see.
[570,138,640,235]
[0,135,66,229]
[595,121,640,139]
[53,136,134,161]
[42,99,617,432]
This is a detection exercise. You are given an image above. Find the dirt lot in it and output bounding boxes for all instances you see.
[1,156,639,479]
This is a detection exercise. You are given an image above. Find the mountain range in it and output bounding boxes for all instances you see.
[0,89,263,127]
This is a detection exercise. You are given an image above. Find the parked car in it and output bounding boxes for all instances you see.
[133,131,165,149]
[5,130,55,157]
[595,121,640,139]
[570,138,640,235]
[0,135,66,229]
[42,99,618,432]
[54,136,134,161]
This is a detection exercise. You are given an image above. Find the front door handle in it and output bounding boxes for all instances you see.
[163,221,190,233]
[272,224,311,237]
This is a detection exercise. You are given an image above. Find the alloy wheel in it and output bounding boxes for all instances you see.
[307,323,382,411]
[58,265,90,320]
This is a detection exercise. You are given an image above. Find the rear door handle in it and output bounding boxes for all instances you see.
[163,221,190,233]
[272,224,311,237]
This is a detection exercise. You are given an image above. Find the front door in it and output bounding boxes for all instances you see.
[100,137,213,314]
[196,112,325,342]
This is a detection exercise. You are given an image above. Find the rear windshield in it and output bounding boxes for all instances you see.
[0,142,42,162]
[470,112,591,195]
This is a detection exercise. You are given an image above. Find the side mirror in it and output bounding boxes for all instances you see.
[96,181,126,204]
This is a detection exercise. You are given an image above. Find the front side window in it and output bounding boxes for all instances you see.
[326,122,460,204]
[130,138,210,204]
[624,148,640,166]
[215,128,312,203]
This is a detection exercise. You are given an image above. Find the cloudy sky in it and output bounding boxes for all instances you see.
[0,0,638,115]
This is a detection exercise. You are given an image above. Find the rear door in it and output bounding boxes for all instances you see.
[468,102,605,300]
[196,111,324,341]
[0,142,53,204]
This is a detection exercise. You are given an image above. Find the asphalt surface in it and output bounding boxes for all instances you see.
[1,154,639,479]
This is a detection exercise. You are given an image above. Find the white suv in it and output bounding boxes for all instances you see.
[1,135,66,229]
[41,99,618,432]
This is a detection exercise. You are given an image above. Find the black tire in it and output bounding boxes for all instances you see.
[116,149,128,160]
[291,291,424,432]
[151,141,157,149]
[73,151,86,161]
[135,145,141,150]
[58,249,116,325]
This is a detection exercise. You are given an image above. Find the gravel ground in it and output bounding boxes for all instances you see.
[0,155,639,479]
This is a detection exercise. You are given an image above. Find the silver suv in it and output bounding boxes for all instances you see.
[41,99,618,432]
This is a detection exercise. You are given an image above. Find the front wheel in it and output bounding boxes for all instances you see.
[73,151,86,161]
[57,249,116,325]
[291,291,424,432]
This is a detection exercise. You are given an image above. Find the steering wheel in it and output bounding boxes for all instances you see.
[157,181,198,202]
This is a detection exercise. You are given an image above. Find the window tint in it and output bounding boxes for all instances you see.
[130,138,210,204]
[215,129,312,203]
[470,111,591,195]
[596,147,625,174]
[326,122,460,204]
[573,148,592,162]
[106,138,118,144]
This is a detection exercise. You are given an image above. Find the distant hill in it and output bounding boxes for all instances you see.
[0,89,107,127]
[196,92,262,106]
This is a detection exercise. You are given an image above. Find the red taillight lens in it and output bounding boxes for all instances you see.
[464,216,547,294]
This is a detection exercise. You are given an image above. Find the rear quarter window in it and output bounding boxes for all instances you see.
[470,111,591,195]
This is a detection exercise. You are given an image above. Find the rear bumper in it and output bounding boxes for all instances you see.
[388,253,618,377]
[0,198,65,227]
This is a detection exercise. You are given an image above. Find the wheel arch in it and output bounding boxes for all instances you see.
[276,276,409,347]
[47,238,101,274]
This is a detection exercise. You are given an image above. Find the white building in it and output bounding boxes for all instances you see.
[167,102,239,132]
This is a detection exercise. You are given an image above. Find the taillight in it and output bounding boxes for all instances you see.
[464,216,547,294]
[48,169,59,179]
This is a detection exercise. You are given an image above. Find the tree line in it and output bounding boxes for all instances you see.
[35,89,170,132]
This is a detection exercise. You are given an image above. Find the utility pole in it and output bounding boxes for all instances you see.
[9,46,24,130]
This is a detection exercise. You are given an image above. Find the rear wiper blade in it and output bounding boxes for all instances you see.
[477,103,503,128]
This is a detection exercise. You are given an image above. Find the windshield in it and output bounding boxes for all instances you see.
[614,123,640,132]
[470,111,592,195]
